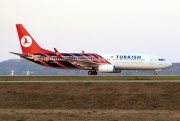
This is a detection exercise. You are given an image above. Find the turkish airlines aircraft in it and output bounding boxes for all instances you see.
[10,24,172,75]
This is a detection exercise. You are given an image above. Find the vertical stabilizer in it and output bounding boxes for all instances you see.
[16,24,53,54]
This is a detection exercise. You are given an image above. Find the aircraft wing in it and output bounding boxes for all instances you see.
[54,48,102,68]
[71,59,101,68]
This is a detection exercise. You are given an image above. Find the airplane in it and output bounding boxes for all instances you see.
[10,24,172,75]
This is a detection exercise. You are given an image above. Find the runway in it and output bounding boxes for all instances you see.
[1,80,180,82]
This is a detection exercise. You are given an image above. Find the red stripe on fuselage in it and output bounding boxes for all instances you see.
[83,53,102,64]
[43,54,68,68]
[93,54,111,64]
[88,54,103,63]
[61,54,82,69]
[32,55,52,67]
[79,53,94,63]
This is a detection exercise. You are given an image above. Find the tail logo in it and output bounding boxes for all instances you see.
[21,36,32,47]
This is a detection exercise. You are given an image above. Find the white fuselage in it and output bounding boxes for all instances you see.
[100,53,172,71]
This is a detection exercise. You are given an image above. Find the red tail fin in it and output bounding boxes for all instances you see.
[16,24,53,54]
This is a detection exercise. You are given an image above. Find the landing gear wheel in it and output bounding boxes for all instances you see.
[88,71,92,75]
[92,71,97,75]
[154,72,157,75]
[88,70,97,75]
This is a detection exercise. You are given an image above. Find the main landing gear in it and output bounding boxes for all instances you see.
[154,71,157,75]
[88,70,97,75]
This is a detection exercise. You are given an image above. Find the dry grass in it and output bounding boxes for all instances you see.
[0,82,180,120]
[0,109,180,121]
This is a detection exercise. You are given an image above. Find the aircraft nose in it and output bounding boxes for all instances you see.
[167,61,172,67]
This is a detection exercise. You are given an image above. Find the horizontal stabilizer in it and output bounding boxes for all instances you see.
[9,52,31,57]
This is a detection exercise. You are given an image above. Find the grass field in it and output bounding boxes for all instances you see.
[0,76,180,120]
[1,75,180,81]
[0,82,180,121]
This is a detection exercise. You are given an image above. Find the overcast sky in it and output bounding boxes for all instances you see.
[0,0,180,62]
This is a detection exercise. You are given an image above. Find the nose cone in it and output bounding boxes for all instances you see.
[166,61,172,67]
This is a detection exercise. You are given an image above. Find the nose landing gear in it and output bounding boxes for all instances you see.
[88,70,97,75]
[154,72,157,75]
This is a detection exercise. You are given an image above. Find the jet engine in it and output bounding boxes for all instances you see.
[98,64,115,73]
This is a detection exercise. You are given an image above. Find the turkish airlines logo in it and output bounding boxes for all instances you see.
[21,36,32,47]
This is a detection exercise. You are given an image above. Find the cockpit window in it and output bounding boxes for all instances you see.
[158,59,166,61]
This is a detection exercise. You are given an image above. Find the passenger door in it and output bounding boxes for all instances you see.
[150,57,154,65]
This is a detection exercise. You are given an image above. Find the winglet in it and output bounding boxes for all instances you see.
[82,50,85,54]
[54,48,63,58]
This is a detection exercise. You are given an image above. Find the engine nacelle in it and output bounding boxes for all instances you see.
[98,64,115,73]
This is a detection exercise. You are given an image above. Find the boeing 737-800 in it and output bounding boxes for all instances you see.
[10,24,172,75]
